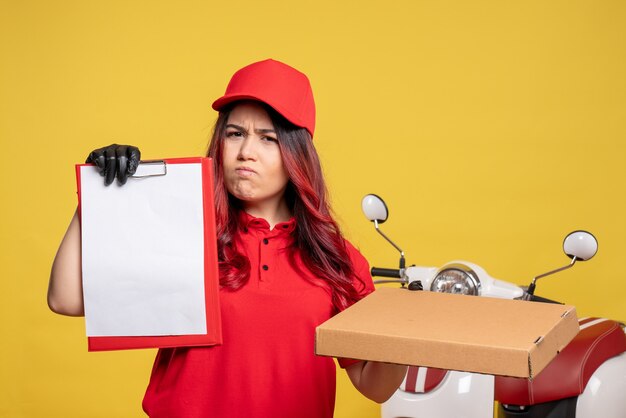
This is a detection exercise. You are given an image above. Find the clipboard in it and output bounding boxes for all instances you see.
[76,157,222,351]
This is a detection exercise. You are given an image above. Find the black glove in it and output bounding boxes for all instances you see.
[86,144,141,186]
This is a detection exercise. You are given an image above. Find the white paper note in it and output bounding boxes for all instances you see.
[80,162,207,337]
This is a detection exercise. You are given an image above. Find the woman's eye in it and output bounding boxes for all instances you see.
[226,131,244,138]
[262,136,278,143]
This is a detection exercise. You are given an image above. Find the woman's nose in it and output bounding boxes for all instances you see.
[237,137,257,160]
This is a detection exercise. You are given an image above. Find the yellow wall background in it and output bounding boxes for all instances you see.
[1,1,625,417]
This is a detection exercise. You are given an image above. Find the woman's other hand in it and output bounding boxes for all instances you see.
[86,144,141,185]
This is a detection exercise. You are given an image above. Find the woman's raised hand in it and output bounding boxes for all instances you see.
[86,144,141,186]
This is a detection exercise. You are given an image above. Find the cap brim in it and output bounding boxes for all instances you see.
[211,94,309,135]
[211,94,264,112]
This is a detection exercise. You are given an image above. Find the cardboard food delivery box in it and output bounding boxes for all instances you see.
[315,288,578,378]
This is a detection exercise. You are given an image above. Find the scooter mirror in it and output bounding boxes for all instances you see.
[361,194,389,223]
[563,230,598,261]
[527,230,599,299]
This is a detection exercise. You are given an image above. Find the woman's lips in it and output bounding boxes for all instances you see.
[235,167,257,177]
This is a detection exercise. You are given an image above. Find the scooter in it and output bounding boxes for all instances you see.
[361,194,626,418]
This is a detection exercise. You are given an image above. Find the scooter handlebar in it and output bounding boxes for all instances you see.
[528,294,563,304]
[371,267,402,278]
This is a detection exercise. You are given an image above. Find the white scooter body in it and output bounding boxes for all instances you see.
[381,264,626,418]
[382,370,495,418]
[575,351,626,418]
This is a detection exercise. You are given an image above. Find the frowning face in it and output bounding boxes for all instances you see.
[222,102,290,210]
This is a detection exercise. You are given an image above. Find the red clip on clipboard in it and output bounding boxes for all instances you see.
[76,157,222,351]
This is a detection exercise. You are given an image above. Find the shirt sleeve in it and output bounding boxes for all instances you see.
[347,239,376,297]
[337,239,376,369]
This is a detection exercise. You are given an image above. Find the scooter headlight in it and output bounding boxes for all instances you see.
[430,264,481,296]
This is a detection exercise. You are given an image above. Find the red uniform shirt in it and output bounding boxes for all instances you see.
[142,213,374,418]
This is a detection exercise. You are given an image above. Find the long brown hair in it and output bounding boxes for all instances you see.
[207,102,366,311]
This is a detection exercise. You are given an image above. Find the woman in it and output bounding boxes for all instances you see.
[48,59,407,417]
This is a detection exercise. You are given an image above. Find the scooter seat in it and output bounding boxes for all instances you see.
[495,318,626,406]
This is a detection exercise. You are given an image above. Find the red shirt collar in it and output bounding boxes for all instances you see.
[238,210,297,236]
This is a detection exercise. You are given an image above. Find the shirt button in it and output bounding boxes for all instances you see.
[262,265,269,271]
[263,238,269,245]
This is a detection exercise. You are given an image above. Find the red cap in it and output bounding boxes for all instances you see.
[212,59,316,138]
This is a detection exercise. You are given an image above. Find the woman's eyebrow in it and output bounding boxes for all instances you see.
[225,123,276,134]
[255,128,276,134]
[225,123,245,131]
